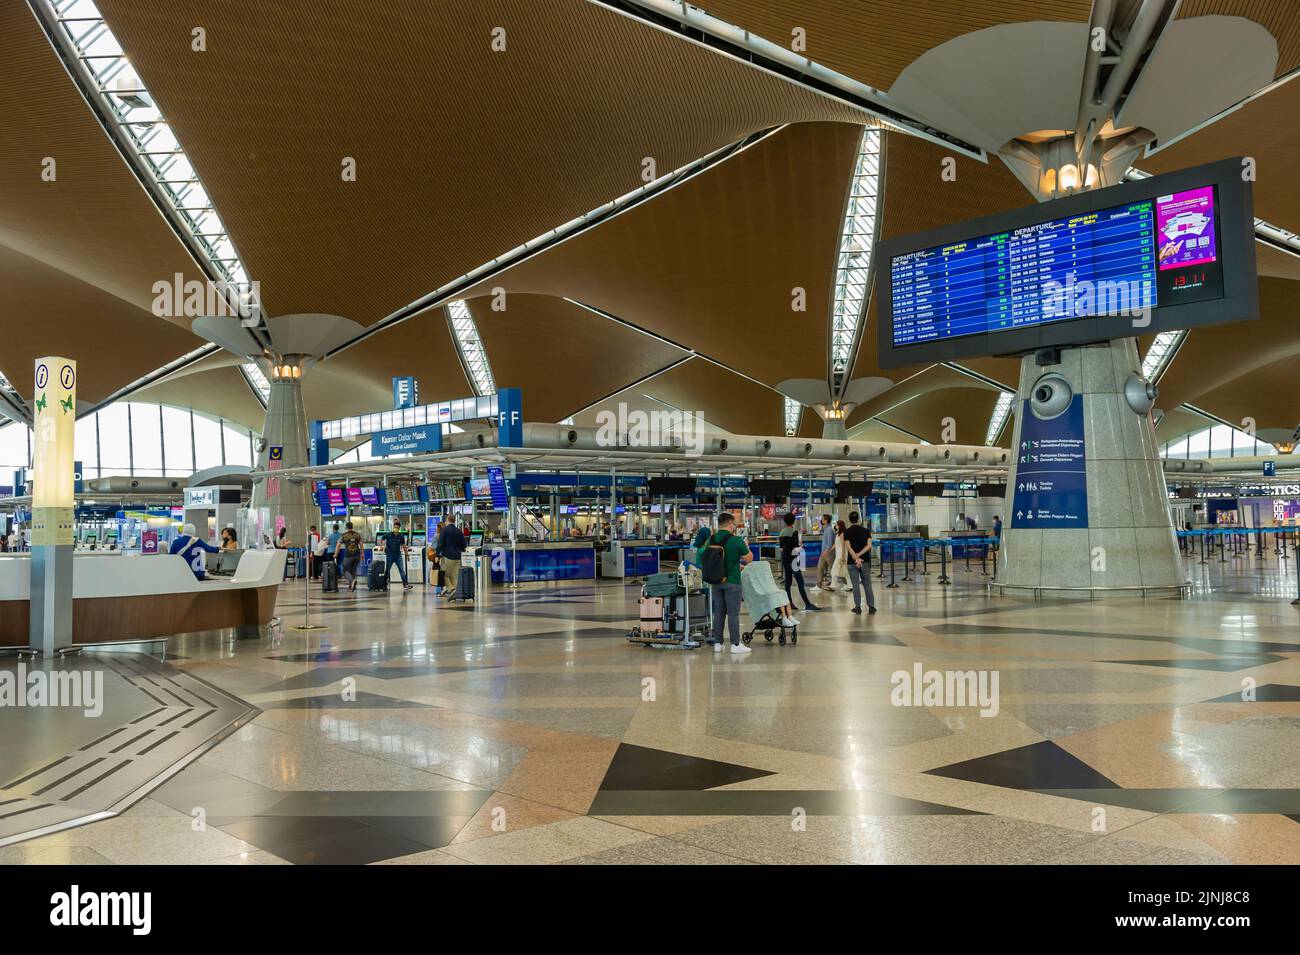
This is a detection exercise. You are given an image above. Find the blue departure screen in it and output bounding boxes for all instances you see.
[891,199,1162,347]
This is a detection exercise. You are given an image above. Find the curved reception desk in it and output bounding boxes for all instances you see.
[0,550,282,648]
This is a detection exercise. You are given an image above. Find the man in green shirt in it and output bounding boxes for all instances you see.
[698,513,753,654]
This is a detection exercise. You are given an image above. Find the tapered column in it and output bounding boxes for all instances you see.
[996,338,1185,596]
[249,367,314,549]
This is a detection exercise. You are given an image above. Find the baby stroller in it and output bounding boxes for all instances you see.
[739,560,798,646]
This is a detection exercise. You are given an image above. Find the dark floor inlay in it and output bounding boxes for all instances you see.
[589,789,985,817]
[925,740,1119,790]
[256,691,436,709]
[597,743,774,792]
[1204,683,1300,703]
[1106,656,1281,672]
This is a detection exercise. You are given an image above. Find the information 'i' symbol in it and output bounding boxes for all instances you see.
[60,364,75,390]
[36,364,48,390]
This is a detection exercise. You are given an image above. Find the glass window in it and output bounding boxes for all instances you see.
[129,403,164,475]
[193,412,223,470]
[74,414,98,479]
[97,403,131,474]
[223,422,252,467]
[0,423,31,473]
[161,406,194,474]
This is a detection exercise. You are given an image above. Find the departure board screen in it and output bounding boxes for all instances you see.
[890,189,1220,348]
[874,159,1255,369]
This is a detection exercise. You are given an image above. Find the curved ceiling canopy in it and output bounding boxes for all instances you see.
[461,120,865,385]
[93,0,867,331]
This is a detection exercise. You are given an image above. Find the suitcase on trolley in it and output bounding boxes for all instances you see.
[321,560,339,593]
[638,595,665,633]
[367,556,388,592]
[453,565,475,601]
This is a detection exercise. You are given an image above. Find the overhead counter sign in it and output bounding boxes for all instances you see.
[374,425,442,457]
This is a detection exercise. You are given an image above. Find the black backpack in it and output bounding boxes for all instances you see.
[700,531,730,585]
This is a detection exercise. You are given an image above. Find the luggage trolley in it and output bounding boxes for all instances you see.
[628,564,709,650]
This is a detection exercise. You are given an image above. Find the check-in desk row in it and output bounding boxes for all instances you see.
[0,549,283,647]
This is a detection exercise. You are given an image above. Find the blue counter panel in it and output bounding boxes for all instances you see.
[624,547,660,577]
[492,547,596,583]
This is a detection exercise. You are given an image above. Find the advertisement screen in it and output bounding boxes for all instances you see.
[466,478,492,500]
[346,487,363,505]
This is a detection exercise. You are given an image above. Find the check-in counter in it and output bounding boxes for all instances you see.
[746,536,822,566]
[947,529,992,558]
[491,540,596,584]
[0,549,283,647]
[599,539,660,579]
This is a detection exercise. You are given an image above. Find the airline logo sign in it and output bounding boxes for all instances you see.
[1010,396,1089,530]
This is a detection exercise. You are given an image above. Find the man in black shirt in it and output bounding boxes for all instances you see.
[843,511,877,615]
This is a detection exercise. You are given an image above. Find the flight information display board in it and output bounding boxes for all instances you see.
[875,158,1256,368]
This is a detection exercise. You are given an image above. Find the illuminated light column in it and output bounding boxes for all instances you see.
[30,356,76,654]
[249,357,314,550]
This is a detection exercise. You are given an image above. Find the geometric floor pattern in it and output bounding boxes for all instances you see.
[0,654,258,848]
[3,554,1300,864]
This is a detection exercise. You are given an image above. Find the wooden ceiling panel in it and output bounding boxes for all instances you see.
[303,311,470,423]
[0,4,203,319]
[468,295,685,423]
[852,132,1034,382]
[0,245,203,409]
[697,0,1092,92]
[1138,78,1300,229]
[95,0,867,328]
[1152,276,1300,422]
[463,120,863,384]
[877,386,1001,445]
[577,357,786,437]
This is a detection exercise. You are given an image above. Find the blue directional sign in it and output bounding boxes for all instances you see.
[486,465,510,509]
[1264,460,1276,477]
[1010,396,1089,529]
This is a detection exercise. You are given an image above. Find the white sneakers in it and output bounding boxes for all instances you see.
[713,642,723,653]
[780,615,797,627]
[730,642,752,655]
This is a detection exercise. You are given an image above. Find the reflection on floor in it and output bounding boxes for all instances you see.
[4,552,1300,865]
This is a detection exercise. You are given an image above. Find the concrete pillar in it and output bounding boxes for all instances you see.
[996,338,1185,596]
[250,371,314,549]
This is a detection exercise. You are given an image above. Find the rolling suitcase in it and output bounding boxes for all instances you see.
[638,595,665,633]
[368,556,388,592]
[453,564,475,601]
[321,560,339,593]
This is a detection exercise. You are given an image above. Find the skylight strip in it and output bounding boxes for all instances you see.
[1140,330,1184,382]
[984,390,1015,446]
[446,300,496,396]
[829,128,882,394]
[241,363,270,408]
[36,0,260,320]
[783,397,802,437]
